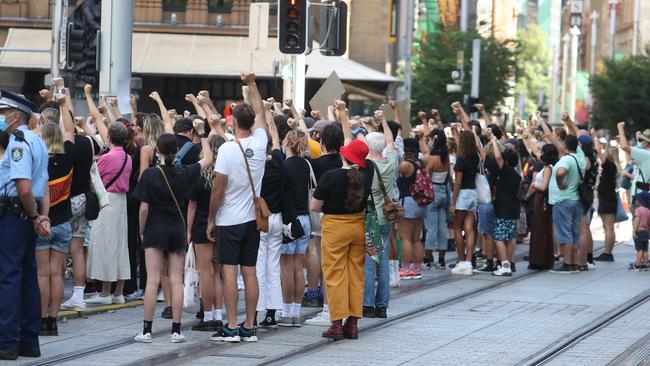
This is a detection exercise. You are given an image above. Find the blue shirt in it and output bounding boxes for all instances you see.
[0,124,48,199]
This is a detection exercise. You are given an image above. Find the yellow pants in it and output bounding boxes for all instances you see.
[321,212,366,321]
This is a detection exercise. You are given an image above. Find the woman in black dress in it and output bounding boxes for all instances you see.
[133,117,219,344]
[187,135,226,331]
[596,138,619,259]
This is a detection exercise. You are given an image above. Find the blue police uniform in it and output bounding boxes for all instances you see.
[0,90,48,356]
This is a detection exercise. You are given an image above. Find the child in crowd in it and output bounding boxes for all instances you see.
[632,191,650,270]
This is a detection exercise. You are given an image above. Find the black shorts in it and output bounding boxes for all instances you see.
[635,238,649,251]
[218,220,260,266]
[142,220,188,254]
[191,222,209,244]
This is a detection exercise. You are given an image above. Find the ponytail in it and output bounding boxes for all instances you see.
[344,162,365,211]
[164,153,176,170]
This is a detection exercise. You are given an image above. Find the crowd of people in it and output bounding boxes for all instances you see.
[0,71,648,359]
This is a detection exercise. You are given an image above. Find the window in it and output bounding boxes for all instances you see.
[208,0,232,13]
[163,0,187,12]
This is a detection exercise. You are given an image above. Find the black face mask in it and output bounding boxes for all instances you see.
[0,131,8,151]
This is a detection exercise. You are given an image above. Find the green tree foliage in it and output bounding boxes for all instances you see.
[412,31,517,123]
[514,24,550,117]
[592,52,650,133]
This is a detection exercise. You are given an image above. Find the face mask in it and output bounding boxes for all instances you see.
[0,115,8,132]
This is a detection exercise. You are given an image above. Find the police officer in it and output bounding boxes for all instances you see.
[0,89,49,360]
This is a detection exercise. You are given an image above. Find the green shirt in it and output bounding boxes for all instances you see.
[548,146,586,205]
[631,147,650,196]
[370,149,398,226]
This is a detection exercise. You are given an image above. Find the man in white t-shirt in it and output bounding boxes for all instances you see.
[207,72,268,342]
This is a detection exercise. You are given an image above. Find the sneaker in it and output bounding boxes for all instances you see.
[277,316,294,327]
[112,295,125,304]
[210,326,240,342]
[125,290,144,301]
[474,262,495,274]
[161,306,172,319]
[451,261,473,275]
[61,297,86,311]
[134,332,152,343]
[399,268,412,280]
[305,311,330,326]
[577,265,589,272]
[411,270,423,280]
[593,253,614,262]
[171,332,185,343]
[628,263,642,271]
[239,325,258,342]
[302,293,320,308]
[363,306,376,318]
[448,261,458,269]
[375,307,387,318]
[292,316,301,327]
[550,264,578,274]
[587,261,595,270]
[191,320,220,332]
[85,293,112,305]
[492,266,512,277]
[259,316,278,329]
[157,290,165,302]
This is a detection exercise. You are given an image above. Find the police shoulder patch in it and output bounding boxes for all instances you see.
[11,147,23,162]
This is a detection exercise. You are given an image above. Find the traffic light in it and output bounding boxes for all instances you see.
[319,0,347,56]
[66,0,101,85]
[279,0,307,54]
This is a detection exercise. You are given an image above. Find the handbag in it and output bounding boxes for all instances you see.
[475,160,491,204]
[87,136,109,210]
[235,140,271,233]
[182,242,200,314]
[365,194,383,263]
[637,169,650,192]
[372,163,403,223]
[615,193,629,223]
[569,155,593,210]
[306,160,323,234]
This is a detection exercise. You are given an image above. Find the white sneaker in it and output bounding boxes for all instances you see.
[112,295,125,304]
[157,290,165,302]
[587,262,596,270]
[451,261,473,275]
[126,290,144,301]
[389,261,397,287]
[134,332,152,343]
[171,332,185,343]
[305,311,330,326]
[492,265,512,277]
[61,297,86,311]
[85,293,112,305]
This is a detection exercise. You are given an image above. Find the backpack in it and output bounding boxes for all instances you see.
[408,161,435,206]
[173,141,194,168]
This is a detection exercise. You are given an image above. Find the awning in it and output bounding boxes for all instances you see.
[0,28,399,83]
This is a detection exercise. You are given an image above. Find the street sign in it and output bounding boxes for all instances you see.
[570,0,584,14]
[249,3,269,50]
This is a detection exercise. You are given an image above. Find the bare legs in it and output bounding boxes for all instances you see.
[143,248,185,323]
[453,211,476,263]
[280,254,305,306]
[600,214,616,255]
[223,264,258,329]
[397,219,424,270]
[36,250,67,318]
[196,243,216,314]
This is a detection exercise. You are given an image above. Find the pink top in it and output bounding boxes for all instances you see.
[97,146,132,193]
[636,206,650,231]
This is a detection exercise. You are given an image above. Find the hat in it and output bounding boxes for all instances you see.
[304,116,316,129]
[578,134,593,145]
[637,191,650,208]
[173,118,195,134]
[309,120,330,133]
[638,129,650,144]
[340,139,369,168]
[0,89,35,115]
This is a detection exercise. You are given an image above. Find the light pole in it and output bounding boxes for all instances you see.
[590,11,599,76]
[632,0,641,55]
[569,26,580,122]
[560,33,570,114]
[609,0,618,59]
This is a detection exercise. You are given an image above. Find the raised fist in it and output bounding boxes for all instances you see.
[84,84,93,95]
[389,100,397,110]
[149,91,160,101]
[240,72,256,84]
[335,100,346,111]
[418,111,427,120]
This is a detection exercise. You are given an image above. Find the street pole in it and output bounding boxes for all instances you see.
[560,33,570,114]
[99,0,133,108]
[293,54,306,111]
[632,0,640,56]
[609,0,618,59]
[590,11,599,76]
[460,0,468,32]
[51,0,63,80]
[399,0,414,132]
[549,43,560,124]
[470,38,480,120]
[569,26,580,122]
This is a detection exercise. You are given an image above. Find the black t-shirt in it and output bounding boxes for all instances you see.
[484,157,521,219]
[187,174,212,232]
[284,156,310,215]
[309,153,342,182]
[133,163,202,227]
[313,160,374,214]
[48,141,76,226]
[70,134,100,197]
[261,149,285,214]
[175,135,201,165]
[454,155,480,189]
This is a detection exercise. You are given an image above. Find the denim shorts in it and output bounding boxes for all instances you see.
[70,194,90,239]
[36,221,72,253]
[478,203,495,235]
[282,215,311,255]
[455,189,478,212]
[552,200,582,245]
[493,218,517,242]
[402,196,427,220]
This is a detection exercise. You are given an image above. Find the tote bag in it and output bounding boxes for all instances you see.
[615,193,629,223]
[306,160,323,234]
[183,242,200,314]
[476,161,491,204]
[87,136,110,209]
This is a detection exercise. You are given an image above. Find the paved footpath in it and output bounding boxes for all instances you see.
[3,220,647,366]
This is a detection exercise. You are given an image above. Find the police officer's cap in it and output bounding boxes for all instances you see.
[0,89,35,115]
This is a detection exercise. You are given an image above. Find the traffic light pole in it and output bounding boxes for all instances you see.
[99,0,133,109]
[51,0,63,79]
